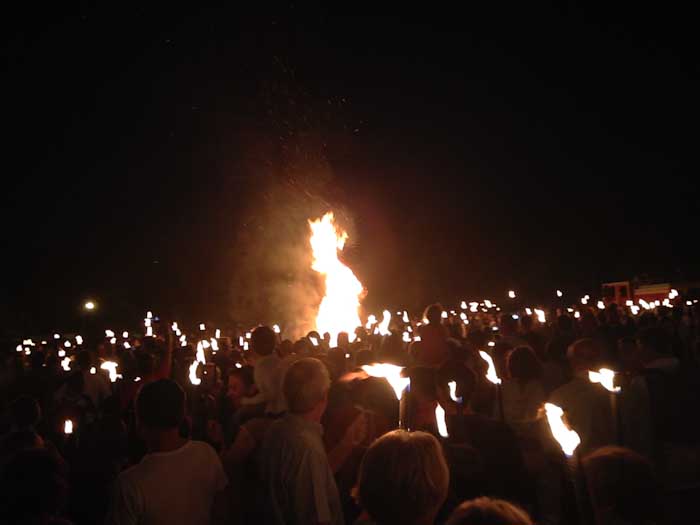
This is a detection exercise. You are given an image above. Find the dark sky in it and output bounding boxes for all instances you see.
[3,6,698,333]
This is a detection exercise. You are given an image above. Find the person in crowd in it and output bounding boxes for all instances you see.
[500,346,546,424]
[239,325,285,418]
[357,430,450,525]
[542,314,576,394]
[0,395,61,467]
[445,497,533,525]
[548,338,614,455]
[260,357,366,525]
[105,379,228,525]
[0,448,72,525]
[416,304,450,367]
[518,315,546,360]
[582,446,660,525]
[76,350,111,408]
[436,363,530,505]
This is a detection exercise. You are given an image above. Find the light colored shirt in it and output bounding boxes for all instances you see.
[260,414,344,525]
[105,440,227,525]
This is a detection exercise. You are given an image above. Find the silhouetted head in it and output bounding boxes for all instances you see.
[251,325,276,356]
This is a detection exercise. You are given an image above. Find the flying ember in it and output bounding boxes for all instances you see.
[309,212,363,347]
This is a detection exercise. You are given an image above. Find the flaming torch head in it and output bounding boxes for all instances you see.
[64,420,73,435]
[544,402,581,457]
[588,368,621,393]
[361,363,410,400]
[309,212,363,347]
[478,351,502,385]
[189,361,201,385]
[435,404,449,438]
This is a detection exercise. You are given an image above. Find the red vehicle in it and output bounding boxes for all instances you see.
[601,280,672,306]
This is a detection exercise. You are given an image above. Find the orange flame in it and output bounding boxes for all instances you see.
[309,212,363,347]
[361,363,410,400]
[544,402,581,456]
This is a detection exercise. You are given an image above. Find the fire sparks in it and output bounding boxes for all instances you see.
[544,403,581,457]
[361,363,410,400]
[588,368,621,393]
[309,212,363,347]
[478,351,501,385]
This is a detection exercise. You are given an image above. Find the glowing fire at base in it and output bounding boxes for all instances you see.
[309,212,363,347]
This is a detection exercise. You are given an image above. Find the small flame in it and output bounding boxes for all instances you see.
[365,314,377,330]
[376,310,391,336]
[309,212,363,347]
[64,420,73,435]
[448,381,462,403]
[58,349,66,358]
[122,331,129,339]
[478,351,501,385]
[402,310,410,323]
[172,322,179,331]
[544,403,581,457]
[109,337,117,345]
[105,330,114,338]
[146,326,153,337]
[61,357,71,371]
[534,308,546,323]
[402,331,411,343]
[273,324,281,334]
[75,335,83,345]
[146,311,153,319]
[63,340,71,348]
[588,368,621,393]
[508,290,516,299]
[199,323,205,331]
[100,361,122,382]
[435,404,449,438]
[54,333,60,340]
[89,367,96,374]
[196,342,206,364]
[441,311,448,319]
[309,336,319,347]
[557,290,563,297]
[215,329,221,339]
[460,301,467,309]
[189,361,201,385]
[361,363,410,400]
[597,301,605,310]
[210,338,219,351]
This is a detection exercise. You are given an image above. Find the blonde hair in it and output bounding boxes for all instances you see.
[358,430,449,525]
[282,358,330,414]
[446,497,532,525]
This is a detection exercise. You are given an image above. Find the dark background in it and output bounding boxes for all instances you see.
[3,5,698,335]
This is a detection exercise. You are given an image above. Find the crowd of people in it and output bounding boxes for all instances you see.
[1,299,699,524]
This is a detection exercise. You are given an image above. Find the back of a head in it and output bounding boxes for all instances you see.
[358,430,449,525]
[424,303,444,325]
[506,346,542,383]
[446,497,532,525]
[251,325,277,356]
[136,379,185,430]
[567,338,602,371]
[638,325,671,356]
[557,314,573,333]
[10,396,41,429]
[76,350,92,370]
[583,446,659,522]
[283,357,330,414]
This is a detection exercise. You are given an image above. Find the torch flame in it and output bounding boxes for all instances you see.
[588,368,621,393]
[100,361,122,382]
[478,351,502,385]
[361,363,410,400]
[376,310,391,336]
[448,381,462,403]
[544,403,581,457]
[309,212,363,347]
[64,420,73,435]
[435,404,449,438]
[189,361,201,385]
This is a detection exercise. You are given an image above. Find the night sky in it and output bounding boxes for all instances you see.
[3,6,698,334]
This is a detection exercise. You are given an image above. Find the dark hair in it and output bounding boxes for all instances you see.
[446,496,532,525]
[251,326,276,356]
[423,303,444,325]
[506,346,542,384]
[76,350,92,370]
[557,314,573,332]
[136,379,185,429]
[10,396,41,429]
[637,326,671,355]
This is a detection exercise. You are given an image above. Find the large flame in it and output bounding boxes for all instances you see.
[361,363,410,400]
[544,402,581,457]
[309,212,363,347]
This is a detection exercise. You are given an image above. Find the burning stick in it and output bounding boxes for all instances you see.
[589,368,622,445]
[361,363,410,428]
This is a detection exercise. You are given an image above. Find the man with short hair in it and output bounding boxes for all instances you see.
[105,379,228,525]
[260,358,354,525]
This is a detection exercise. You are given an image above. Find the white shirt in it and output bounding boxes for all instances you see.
[105,440,227,525]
